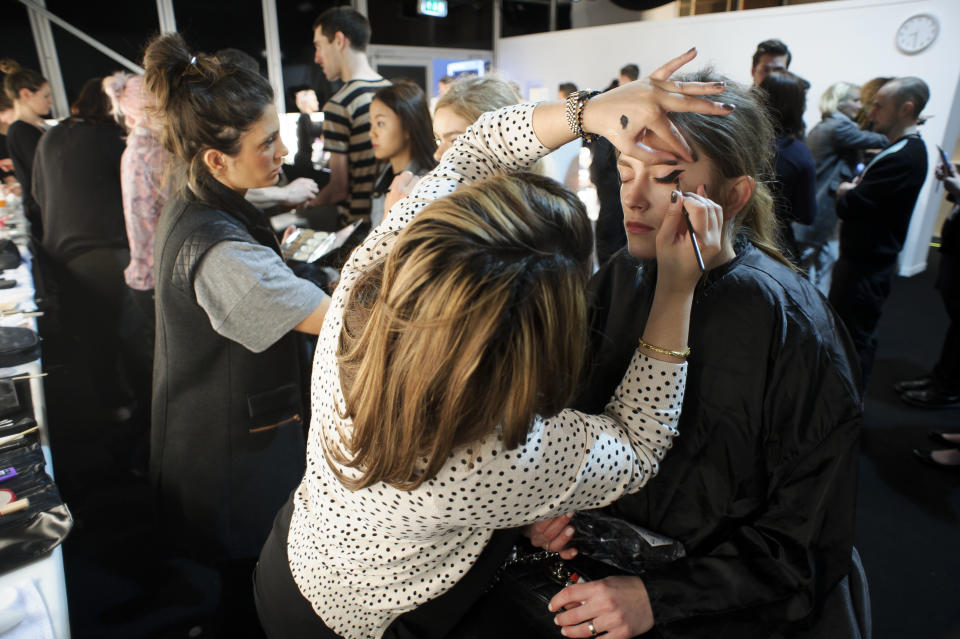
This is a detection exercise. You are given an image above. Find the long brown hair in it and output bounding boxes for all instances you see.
[69,77,114,123]
[142,33,273,203]
[669,70,792,268]
[760,70,810,140]
[332,172,593,490]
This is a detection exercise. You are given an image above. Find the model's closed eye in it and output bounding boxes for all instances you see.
[653,169,684,184]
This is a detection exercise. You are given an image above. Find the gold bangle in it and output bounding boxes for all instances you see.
[637,337,690,360]
[564,90,600,141]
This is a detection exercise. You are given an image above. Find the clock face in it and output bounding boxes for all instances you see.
[896,14,939,54]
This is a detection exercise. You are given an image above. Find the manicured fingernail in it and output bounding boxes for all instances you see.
[570,548,578,557]
[721,103,736,111]
[687,46,696,53]
[564,527,574,536]
[713,81,725,88]
[554,615,561,625]
[548,603,555,612]
[671,190,679,203]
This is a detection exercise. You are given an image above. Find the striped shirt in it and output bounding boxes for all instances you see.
[322,77,392,220]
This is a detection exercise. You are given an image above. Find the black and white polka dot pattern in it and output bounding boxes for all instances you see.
[287,103,688,638]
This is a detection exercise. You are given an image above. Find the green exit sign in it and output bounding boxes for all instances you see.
[418,0,448,18]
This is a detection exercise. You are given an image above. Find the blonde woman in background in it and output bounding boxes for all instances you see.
[798,81,889,294]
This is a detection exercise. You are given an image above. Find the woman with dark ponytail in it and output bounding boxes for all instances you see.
[142,33,329,632]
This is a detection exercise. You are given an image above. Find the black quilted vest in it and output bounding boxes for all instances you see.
[151,180,306,561]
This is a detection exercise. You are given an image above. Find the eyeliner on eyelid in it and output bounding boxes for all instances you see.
[654,170,684,183]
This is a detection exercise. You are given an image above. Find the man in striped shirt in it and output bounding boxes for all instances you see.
[311,7,391,223]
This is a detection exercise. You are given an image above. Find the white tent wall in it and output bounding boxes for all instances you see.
[496,0,960,276]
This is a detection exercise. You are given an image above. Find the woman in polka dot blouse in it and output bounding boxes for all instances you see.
[255,50,735,639]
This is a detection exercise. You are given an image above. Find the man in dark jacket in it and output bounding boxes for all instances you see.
[828,76,929,388]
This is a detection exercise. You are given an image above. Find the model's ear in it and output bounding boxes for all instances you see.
[334,30,347,51]
[18,88,33,102]
[724,175,755,219]
[202,148,227,175]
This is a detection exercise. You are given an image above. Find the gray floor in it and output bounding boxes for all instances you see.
[854,249,960,639]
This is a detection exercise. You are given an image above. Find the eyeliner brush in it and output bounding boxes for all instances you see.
[676,180,705,273]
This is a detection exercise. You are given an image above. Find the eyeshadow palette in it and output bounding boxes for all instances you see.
[281,228,337,263]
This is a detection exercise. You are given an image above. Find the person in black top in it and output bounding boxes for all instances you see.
[143,33,330,637]
[829,76,930,388]
[0,60,52,240]
[530,71,861,639]
[760,69,817,264]
[799,81,889,295]
[0,89,16,185]
[293,88,324,170]
[589,79,628,267]
[32,77,131,420]
[898,160,960,416]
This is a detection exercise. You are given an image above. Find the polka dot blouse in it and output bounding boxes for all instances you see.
[287,103,688,639]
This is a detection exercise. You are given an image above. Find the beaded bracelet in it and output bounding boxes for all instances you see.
[564,90,601,141]
[638,337,691,360]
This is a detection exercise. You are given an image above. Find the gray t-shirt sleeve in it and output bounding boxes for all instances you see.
[194,240,327,353]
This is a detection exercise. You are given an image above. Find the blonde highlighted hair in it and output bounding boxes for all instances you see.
[819,81,860,118]
[332,172,593,490]
[435,76,521,124]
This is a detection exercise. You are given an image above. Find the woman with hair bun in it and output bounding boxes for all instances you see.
[141,32,329,629]
[1,59,53,238]
[0,89,16,183]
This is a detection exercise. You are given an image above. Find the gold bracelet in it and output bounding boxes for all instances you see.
[637,337,691,360]
[564,90,600,141]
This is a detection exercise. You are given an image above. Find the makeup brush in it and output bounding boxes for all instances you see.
[676,179,705,273]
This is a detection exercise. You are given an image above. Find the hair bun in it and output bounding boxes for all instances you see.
[0,59,23,75]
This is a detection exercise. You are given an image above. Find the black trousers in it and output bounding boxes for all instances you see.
[254,495,519,639]
[254,498,342,639]
[829,257,897,391]
[932,293,960,393]
[61,247,133,412]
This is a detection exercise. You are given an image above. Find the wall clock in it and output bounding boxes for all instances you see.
[895,14,938,55]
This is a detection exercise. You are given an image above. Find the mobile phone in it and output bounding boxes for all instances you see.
[937,146,955,176]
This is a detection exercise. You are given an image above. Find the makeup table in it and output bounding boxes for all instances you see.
[0,215,70,638]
